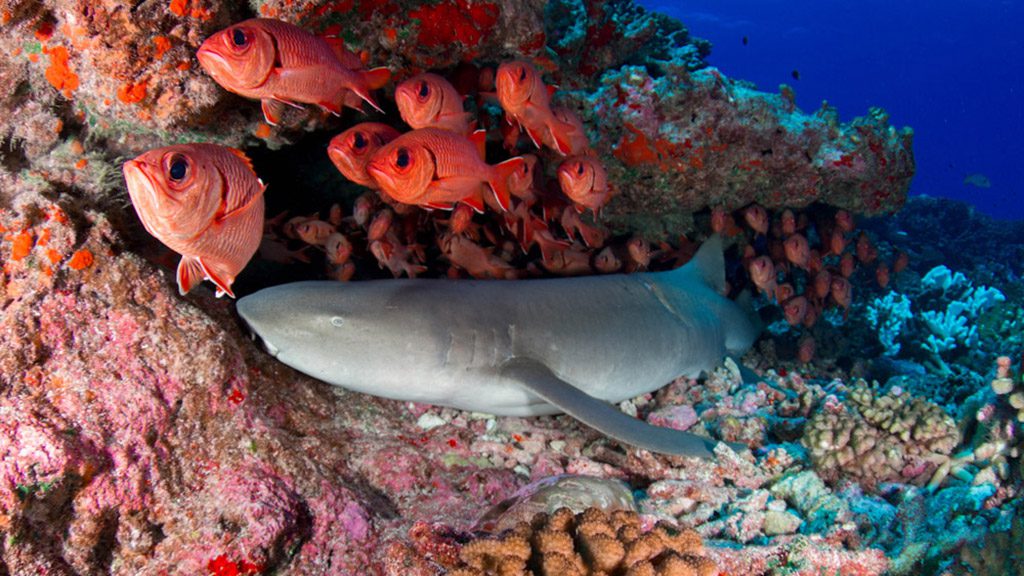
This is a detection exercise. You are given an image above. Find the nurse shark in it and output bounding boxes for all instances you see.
[236,236,760,459]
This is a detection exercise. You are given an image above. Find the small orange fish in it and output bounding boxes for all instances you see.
[551,106,590,154]
[395,73,474,135]
[813,269,831,301]
[744,204,769,235]
[835,209,855,233]
[557,156,612,215]
[442,234,518,279]
[324,232,352,265]
[783,295,808,326]
[780,209,796,236]
[367,128,524,213]
[831,276,853,310]
[893,251,909,273]
[797,335,816,363]
[507,153,539,204]
[495,60,579,155]
[328,123,401,188]
[594,246,622,274]
[748,256,777,300]
[295,219,335,246]
[876,263,890,288]
[123,143,265,298]
[783,233,810,270]
[197,18,390,125]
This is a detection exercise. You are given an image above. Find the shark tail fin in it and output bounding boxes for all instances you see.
[670,234,727,295]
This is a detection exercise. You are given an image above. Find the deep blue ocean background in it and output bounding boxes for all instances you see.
[639,0,1023,221]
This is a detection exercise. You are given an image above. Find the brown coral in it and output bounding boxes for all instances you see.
[803,382,960,489]
[447,506,717,576]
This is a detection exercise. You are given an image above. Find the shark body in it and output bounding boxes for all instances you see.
[237,236,760,459]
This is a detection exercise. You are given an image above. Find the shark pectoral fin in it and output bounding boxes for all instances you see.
[500,358,726,460]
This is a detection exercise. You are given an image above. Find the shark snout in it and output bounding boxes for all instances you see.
[235,293,281,357]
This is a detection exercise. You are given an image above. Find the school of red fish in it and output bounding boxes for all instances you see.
[121,17,907,363]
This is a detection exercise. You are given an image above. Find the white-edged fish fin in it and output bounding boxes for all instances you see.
[197,258,235,299]
[176,256,206,296]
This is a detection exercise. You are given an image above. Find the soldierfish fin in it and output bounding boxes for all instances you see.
[459,193,485,214]
[523,125,543,149]
[321,36,361,69]
[500,357,741,459]
[261,99,288,126]
[198,258,236,299]
[362,67,391,90]
[489,156,525,212]
[424,200,456,211]
[669,234,727,295]
[177,256,205,296]
[469,128,487,161]
[548,121,573,156]
[227,147,256,174]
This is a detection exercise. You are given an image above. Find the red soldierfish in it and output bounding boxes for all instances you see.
[367,128,524,213]
[327,122,401,188]
[395,73,475,135]
[197,18,390,125]
[557,156,612,215]
[495,60,583,156]
[122,143,265,298]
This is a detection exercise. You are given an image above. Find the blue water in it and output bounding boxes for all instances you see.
[639,1,1024,221]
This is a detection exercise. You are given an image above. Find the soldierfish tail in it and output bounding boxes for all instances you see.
[489,157,525,212]
[363,67,391,90]
[337,68,389,115]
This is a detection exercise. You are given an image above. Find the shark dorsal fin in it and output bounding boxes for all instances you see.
[673,234,727,295]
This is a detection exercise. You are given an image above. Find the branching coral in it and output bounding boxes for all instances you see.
[449,507,717,576]
[866,292,912,356]
[803,382,959,489]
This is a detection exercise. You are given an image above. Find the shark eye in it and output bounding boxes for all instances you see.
[168,154,189,182]
[395,148,410,169]
[418,81,429,98]
[231,28,248,47]
[352,132,367,150]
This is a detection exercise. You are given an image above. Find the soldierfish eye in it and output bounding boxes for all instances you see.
[168,155,189,182]
[231,28,248,47]
[395,148,410,169]
[518,66,527,81]
[352,132,367,150]
[576,162,585,176]
[418,81,429,98]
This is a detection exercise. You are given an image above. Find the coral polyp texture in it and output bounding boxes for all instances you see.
[447,507,717,576]
[803,382,960,489]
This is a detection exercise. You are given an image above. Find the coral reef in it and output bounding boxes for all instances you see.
[447,507,717,576]
[803,382,959,489]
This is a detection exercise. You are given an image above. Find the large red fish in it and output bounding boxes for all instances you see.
[395,73,474,135]
[197,18,390,125]
[327,122,401,188]
[366,128,524,213]
[495,60,585,155]
[122,143,265,298]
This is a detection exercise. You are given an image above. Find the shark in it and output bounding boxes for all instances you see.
[236,236,760,459]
